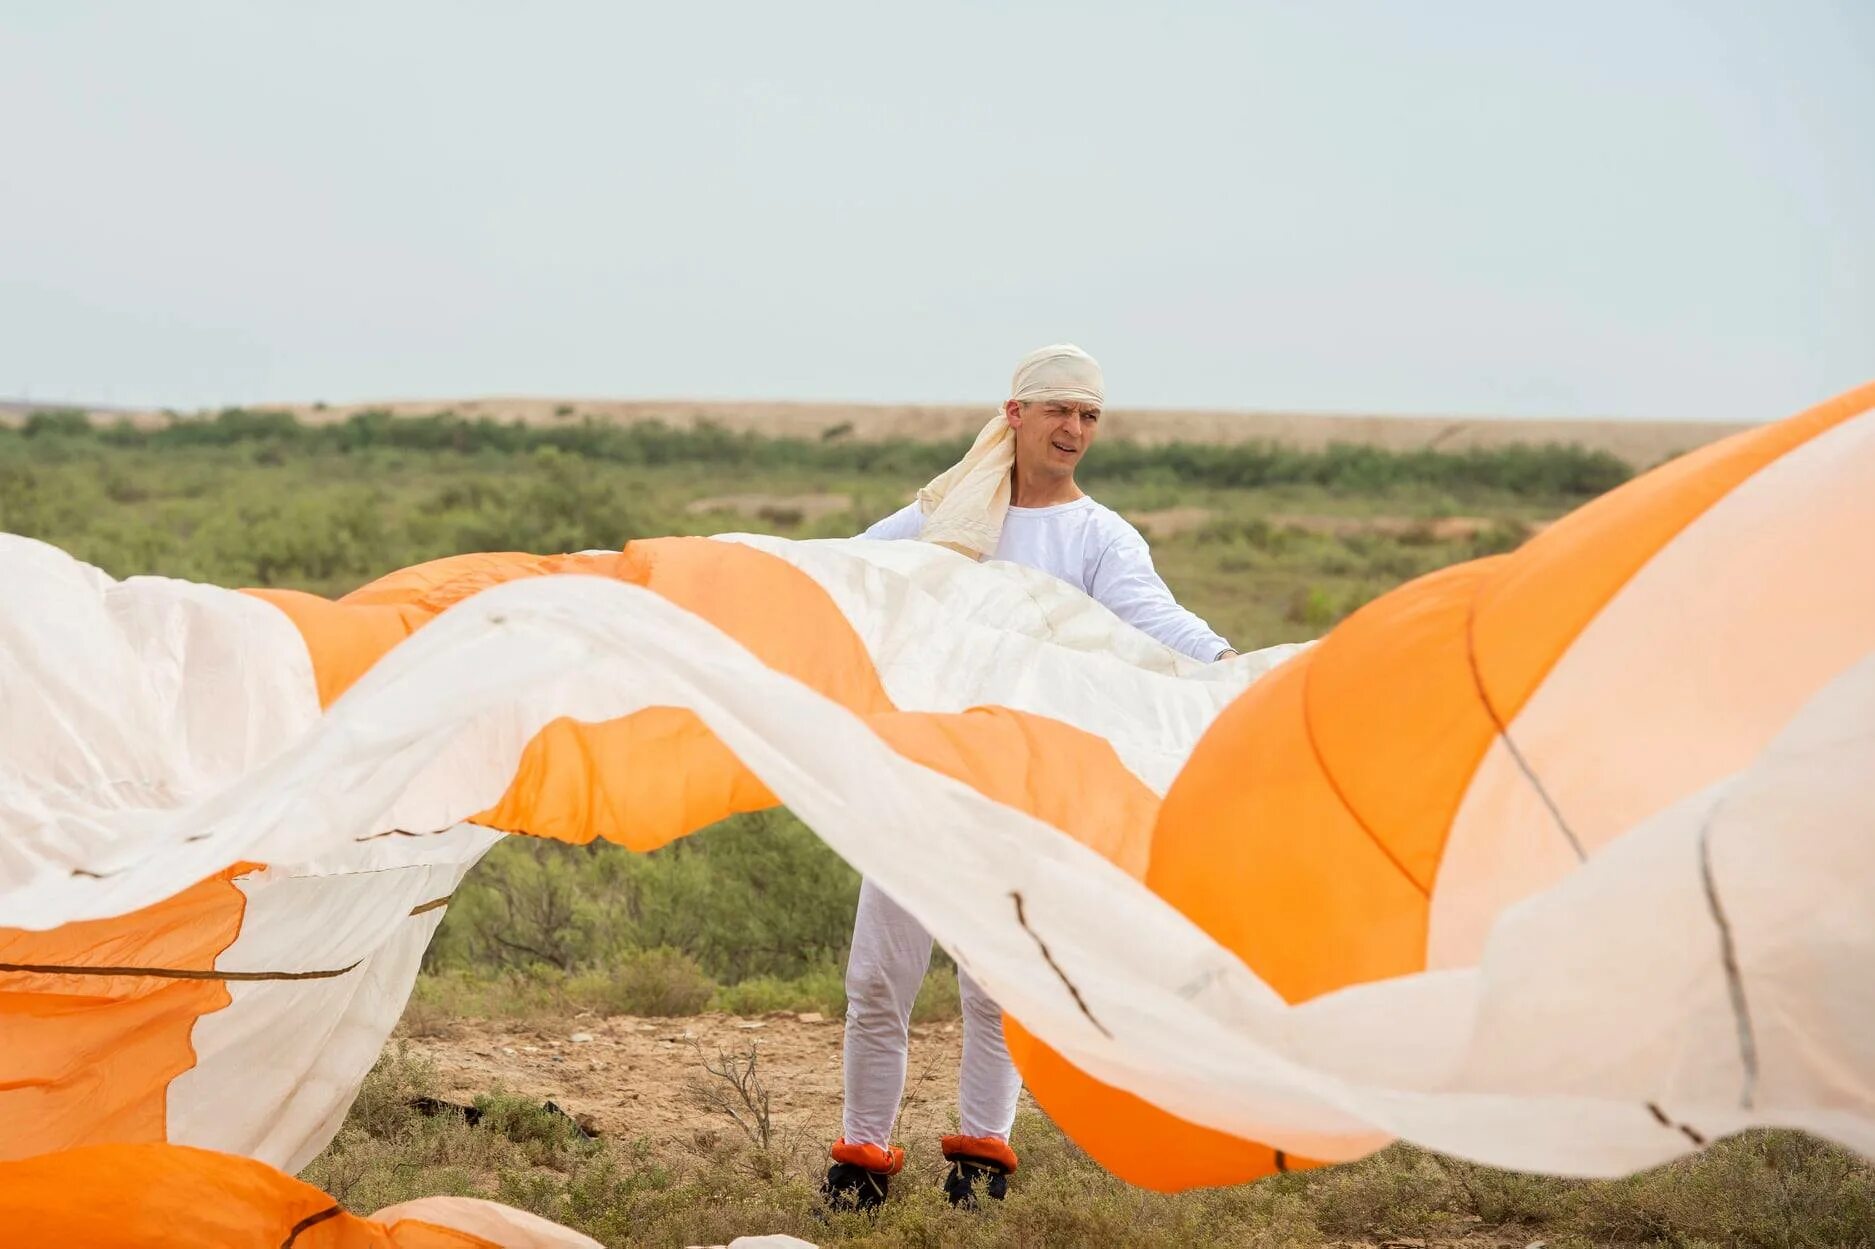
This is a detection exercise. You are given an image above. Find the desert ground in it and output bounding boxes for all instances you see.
[400,1010,985,1153]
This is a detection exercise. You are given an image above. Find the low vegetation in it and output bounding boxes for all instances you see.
[306,1047,1875,1247]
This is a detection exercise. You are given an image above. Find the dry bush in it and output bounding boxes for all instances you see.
[685,1040,774,1152]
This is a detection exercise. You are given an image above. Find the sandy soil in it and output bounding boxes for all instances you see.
[683,493,855,524]
[26,395,1749,467]
[1130,506,1217,540]
[1130,511,1554,541]
[397,1011,1017,1151]
[1267,513,1543,539]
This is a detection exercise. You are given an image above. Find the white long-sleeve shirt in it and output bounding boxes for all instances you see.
[859,496,1232,662]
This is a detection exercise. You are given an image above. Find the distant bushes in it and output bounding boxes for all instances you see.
[1086,437,1630,498]
[0,439,651,593]
[8,406,1632,500]
[425,810,862,986]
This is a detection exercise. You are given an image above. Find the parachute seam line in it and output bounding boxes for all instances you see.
[282,1204,342,1247]
[1697,806,1759,1110]
[1492,728,1584,863]
[354,825,456,841]
[1297,656,1428,897]
[1011,890,1111,1039]
[0,959,363,982]
[1462,584,1585,863]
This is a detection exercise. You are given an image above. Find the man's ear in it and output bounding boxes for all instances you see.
[1003,399,1023,430]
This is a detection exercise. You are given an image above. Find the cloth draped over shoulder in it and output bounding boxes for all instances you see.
[915,344,1105,559]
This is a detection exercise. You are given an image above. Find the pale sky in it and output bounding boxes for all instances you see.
[2,1,1870,421]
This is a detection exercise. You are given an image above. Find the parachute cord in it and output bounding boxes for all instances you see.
[281,1204,341,1247]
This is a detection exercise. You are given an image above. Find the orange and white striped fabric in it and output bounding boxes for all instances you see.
[0,382,1870,1241]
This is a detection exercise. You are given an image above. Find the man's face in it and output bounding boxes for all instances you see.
[1005,398,1102,479]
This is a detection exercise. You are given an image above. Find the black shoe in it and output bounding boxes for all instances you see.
[822,1161,891,1212]
[942,1158,1008,1210]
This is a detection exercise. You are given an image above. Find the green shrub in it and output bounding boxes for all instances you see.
[711,967,847,1017]
[1285,585,1337,628]
[570,947,717,1017]
[426,810,859,984]
[20,408,91,438]
[472,1090,599,1162]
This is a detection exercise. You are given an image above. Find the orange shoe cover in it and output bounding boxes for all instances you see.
[829,1139,906,1175]
[939,1133,1019,1174]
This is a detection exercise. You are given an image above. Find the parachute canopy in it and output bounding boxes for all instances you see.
[0,382,1870,1239]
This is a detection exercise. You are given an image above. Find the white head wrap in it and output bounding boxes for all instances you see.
[915,344,1103,559]
[1008,343,1105,409]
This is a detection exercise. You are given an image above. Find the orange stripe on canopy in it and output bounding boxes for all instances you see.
[0,867,249,1161]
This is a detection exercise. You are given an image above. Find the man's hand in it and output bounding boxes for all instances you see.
[1214,648,1239,661]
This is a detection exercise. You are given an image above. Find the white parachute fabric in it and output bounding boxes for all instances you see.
[720,532,1301,791]
[369,1196,608,1248]
[1,534,1869,1178]
[168,825,500,1172]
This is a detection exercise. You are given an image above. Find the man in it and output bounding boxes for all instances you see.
[824,344,1235,1212]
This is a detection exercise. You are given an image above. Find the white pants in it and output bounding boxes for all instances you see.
[840,878,1022,1146]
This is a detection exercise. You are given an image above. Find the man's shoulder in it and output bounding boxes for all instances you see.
[859,500,924,540]
[1080,497,1149,548]
[1071,498,1157,585]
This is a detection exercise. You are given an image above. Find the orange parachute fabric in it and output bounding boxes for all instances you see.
[1124,380,1875,1186]
[0,1144,500,1247]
